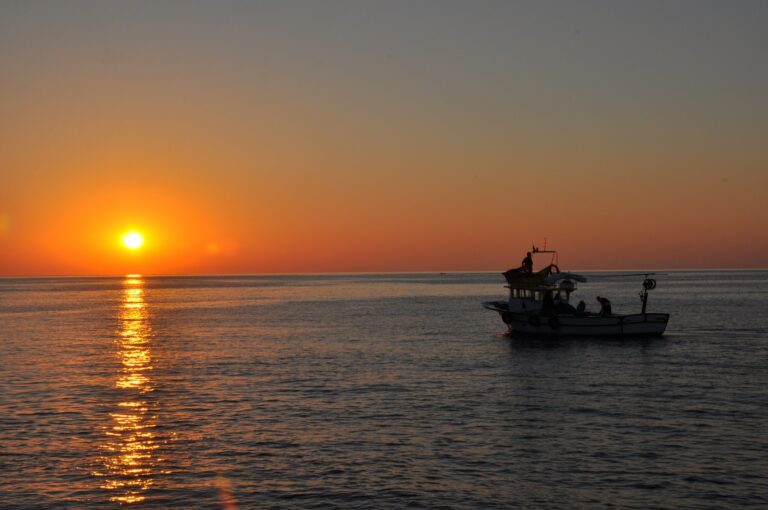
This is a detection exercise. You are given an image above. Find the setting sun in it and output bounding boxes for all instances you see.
[123,232,144,250]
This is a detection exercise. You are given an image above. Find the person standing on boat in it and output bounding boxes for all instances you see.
[542,291,555,315]
[596,296,612,316]
[521,252,533,274]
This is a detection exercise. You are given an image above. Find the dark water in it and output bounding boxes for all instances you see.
[1,271,767,509]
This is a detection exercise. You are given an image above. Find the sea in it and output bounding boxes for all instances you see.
[1,271,766,509]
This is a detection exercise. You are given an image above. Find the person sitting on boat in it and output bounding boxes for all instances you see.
[576,300,586,316]
[521,252,533,274]
[596,296,612,317]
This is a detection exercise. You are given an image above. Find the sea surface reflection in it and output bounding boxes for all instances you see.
[1,272,766,508]
[93,275,162,504]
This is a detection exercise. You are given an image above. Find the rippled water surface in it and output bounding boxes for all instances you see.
[1,271,767,509]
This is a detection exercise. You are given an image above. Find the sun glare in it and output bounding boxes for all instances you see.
[123,232,144,250]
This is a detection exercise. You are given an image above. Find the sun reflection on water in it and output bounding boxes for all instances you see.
[93,275,160,504]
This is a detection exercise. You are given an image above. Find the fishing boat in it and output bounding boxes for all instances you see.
[483,247,670,336]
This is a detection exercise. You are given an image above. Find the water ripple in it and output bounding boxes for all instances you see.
[1,272,767,508]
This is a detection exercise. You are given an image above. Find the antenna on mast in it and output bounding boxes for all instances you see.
[639,274,657,314]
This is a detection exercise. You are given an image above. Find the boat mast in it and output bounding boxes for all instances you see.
[640,275,656,314]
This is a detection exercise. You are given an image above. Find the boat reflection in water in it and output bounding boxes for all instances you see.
[94,275,162,504]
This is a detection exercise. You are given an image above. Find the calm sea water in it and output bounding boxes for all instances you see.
[1,271,767,509]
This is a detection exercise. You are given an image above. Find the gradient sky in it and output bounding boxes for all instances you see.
[1,0,767,275]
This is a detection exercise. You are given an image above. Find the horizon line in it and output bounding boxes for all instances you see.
[1,267,767,279]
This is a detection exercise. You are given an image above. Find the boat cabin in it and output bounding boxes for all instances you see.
[503,263,585,314]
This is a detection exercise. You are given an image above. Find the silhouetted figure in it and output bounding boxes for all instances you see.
[576,300,586,316]
[521,252,533,274]
[542,291,555,315]
[556,300,577,315]
[596,296,612,317]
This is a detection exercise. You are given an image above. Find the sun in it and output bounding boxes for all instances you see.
[123,231,144,250]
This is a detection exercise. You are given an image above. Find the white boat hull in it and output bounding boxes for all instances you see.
[483,301,669,337]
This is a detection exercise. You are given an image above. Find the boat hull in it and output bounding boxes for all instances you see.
[483,301,669,337]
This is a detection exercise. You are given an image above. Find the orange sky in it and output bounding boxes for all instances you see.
[1,2,767,275]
